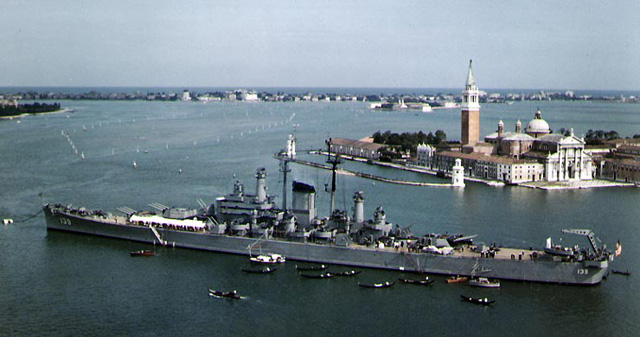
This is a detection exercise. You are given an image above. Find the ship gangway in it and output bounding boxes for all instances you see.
[149,225,168,246]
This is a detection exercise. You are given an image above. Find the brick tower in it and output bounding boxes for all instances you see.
[461,60,480,146]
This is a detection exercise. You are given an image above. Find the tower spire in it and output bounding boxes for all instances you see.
[466,59,476,88]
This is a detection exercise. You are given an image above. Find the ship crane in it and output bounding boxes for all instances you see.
[561,229,602,255]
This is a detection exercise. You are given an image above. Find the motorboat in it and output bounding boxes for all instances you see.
[446,275,468,283]
[249,253,285,264]
[469,277,500,288]
[130,250,154,257]
[544,237,574,257]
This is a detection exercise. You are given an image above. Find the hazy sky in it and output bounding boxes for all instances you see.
[1,0,639,90]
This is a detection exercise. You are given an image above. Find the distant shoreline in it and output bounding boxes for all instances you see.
[1,87,638,104]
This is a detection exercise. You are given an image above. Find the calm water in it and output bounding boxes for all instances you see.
[1,100,640,336]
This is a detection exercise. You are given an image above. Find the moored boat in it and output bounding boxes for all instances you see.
[460,295,495,305]
[296,264,328,271]
[398,277,433,285]
[446,275,468,283]
[469,277,500,288]
[611,269,631,276]
[332,270,361,277]
[250,253,285,264]
[300,272,334,279]
[130,250,154,257]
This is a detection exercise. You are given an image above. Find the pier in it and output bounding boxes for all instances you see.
[290,158,453,187]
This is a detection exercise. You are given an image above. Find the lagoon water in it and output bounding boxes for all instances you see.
[1,98,640,336]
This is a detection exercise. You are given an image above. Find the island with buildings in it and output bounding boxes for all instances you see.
[326,61,640,189]
[1,85,639,105]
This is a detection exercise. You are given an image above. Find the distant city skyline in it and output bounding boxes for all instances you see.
[1,0,639,90]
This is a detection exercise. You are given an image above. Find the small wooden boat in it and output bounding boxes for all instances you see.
[300,272,334,279]
[250,253,285,264]
[130,250,154,257]
[611,269,631,276]
[469,277,500,288]
[460,295,495,305]
[333,270,361,277]
[398,277,433,285]
[208,289,242,300]
[358,281,394,288]
[296,264,328,271]
[241,267,277,274]
[446,275,468,283]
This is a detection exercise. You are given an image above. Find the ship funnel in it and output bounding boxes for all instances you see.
[255,168,267,203]
[291,181,316,227]
[353,191,364,224]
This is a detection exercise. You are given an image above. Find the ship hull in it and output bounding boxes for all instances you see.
[44,208,607,285]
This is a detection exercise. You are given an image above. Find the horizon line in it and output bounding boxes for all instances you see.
[0,85,638,93]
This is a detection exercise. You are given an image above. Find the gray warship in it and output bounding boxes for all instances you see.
[43,137,617,285]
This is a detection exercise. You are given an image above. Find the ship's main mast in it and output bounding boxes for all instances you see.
[325,138,341,214]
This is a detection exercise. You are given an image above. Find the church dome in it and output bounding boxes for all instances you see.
[525,108,550,136]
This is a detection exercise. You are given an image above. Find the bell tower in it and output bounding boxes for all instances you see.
[461,60,480,146]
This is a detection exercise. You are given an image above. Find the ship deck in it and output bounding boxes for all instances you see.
[370,245,545,261]
[52,208,548,262]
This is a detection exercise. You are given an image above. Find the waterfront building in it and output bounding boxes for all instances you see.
[599,143,640,182]
[237,90,259,101]
[416,143,435,168]
[432,150,543,184]
[329,138,386,160]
